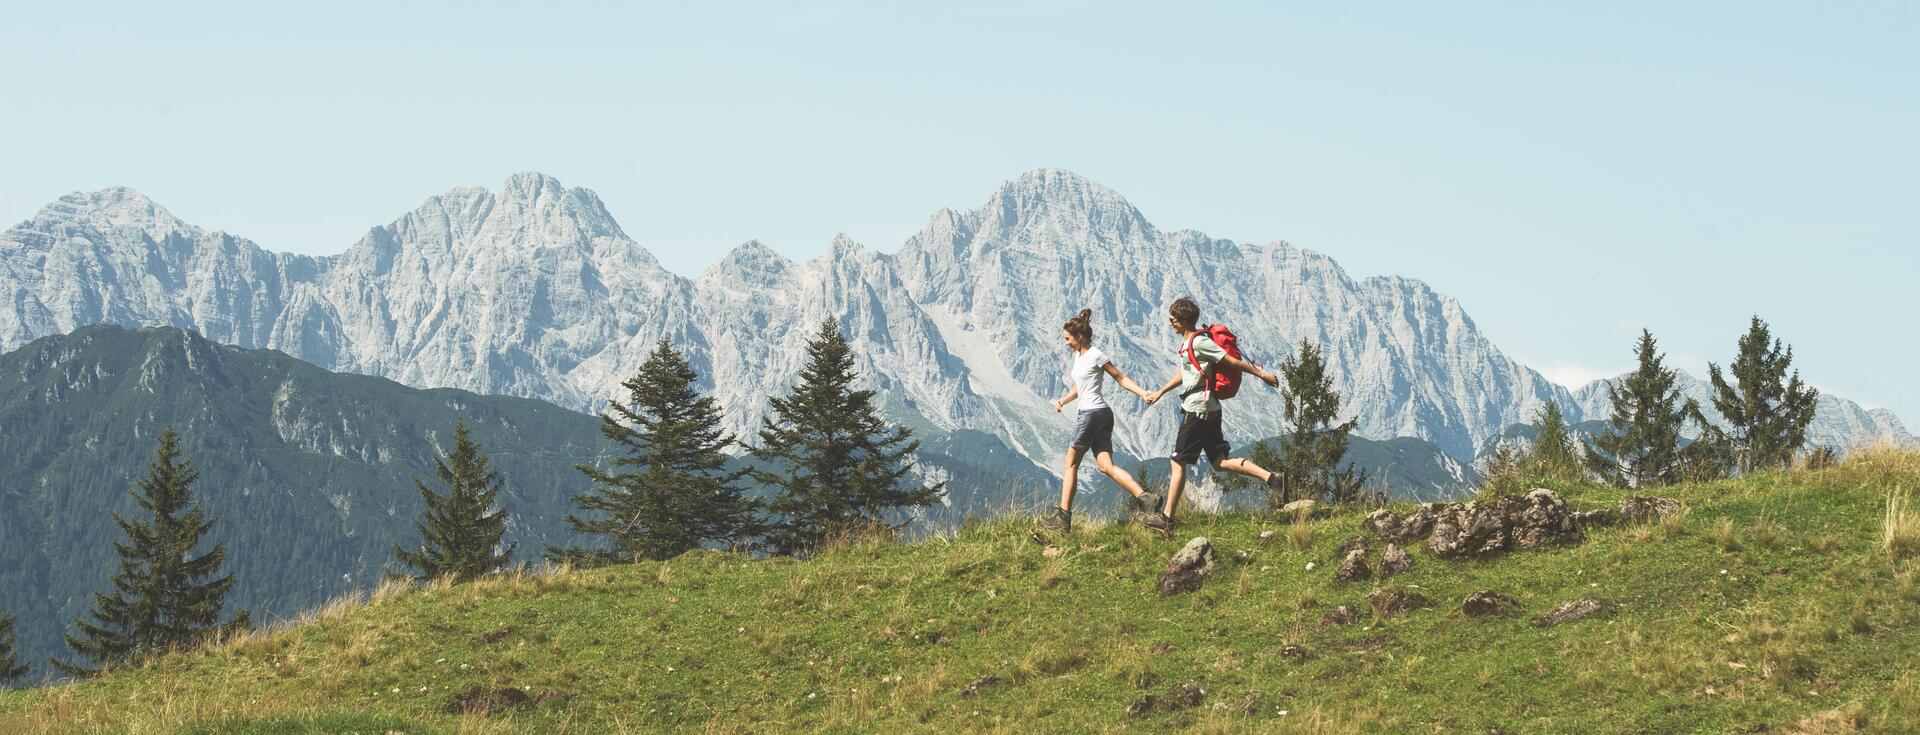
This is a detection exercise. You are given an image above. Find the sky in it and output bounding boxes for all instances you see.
[2,2,1914,423]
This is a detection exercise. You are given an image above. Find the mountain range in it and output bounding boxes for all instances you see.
[1,169,1909,482]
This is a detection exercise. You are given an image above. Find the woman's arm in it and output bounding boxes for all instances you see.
[1103,362,1151,400]
[1146,372,1182,404]
[1051,387,1079,412]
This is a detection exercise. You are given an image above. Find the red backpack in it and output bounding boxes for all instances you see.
[1183,324,1244,400]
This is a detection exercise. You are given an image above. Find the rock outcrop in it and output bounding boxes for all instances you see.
[1364,489,1585,559]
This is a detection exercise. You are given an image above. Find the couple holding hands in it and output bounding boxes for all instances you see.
[1042,296,1288,534]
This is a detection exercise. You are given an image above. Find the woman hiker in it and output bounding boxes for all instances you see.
[1038,309,1174,534]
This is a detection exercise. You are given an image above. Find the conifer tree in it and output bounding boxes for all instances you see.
[1274,340,1364,505]
[394,420,516,582]
[549,340,763,565]
[1526,399,1582,478]
[0,612,27,687]
[1705,316,1819,473]
[1586,330,1689,487]
[54,427,237,677]
[751,320,943,556]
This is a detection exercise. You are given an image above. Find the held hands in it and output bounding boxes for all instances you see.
[1142,389,1163,406]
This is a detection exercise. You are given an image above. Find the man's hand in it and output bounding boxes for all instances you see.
[1260,370,1280,389]
[1052,399,1065,413]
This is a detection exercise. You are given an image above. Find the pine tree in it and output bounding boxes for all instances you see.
[54,427,237,677]
[548,340,763,565]
[394,420,516,582]
[1705,316,1819,473]
[751,320,943,556]
[1275,340,1363,506]
[1586,330,1689,487]
[1526,399,1582,479]
[0,612,27,687]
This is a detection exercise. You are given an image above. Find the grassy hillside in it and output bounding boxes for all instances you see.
[5,449,1918,734]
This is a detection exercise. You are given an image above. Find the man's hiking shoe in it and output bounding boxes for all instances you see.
[1133,507,1173,533]
[1038,507,1072,534]
[1267,471,1290,505]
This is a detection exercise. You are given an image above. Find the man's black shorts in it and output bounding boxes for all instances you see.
[1172,410,1230,465]
[1069,407,1115,455]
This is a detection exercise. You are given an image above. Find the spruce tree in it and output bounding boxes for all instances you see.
[1705,316,1819,473]
[55,427,237,677]
[0,612,26,687]
[1526,399,1582,478]
[1275,340,1363,506]
[1586,330,1689,487]
[394,420,516,582]
[751,320,943,556]
[549,340,763,565]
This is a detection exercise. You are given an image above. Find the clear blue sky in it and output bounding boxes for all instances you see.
[3,2,1914,424]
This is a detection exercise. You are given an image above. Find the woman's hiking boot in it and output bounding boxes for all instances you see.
[1038,507,1072,533]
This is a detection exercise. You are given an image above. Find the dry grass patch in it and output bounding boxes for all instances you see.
[1885,486,1919,560]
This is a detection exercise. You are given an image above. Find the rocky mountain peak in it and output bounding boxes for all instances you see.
[31,186,183,236]
[702,239,794,285]
[972,168,1154,247]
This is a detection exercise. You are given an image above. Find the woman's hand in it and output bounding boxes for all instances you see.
[1052,398,1065,413]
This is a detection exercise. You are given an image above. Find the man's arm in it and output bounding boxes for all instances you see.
[1223,354,1279,388]
[1146,372,1182,405]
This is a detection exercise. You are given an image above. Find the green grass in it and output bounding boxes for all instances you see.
[6,449,1920,734]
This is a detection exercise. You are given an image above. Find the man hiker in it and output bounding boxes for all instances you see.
[1145,296,1287,523]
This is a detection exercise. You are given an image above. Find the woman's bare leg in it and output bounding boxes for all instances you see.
[1094,451,1148,498]
[1058,446,1087,511]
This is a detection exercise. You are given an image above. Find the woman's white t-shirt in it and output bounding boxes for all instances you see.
[1070,347,1112,411]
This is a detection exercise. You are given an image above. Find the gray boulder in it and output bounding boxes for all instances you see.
[1158,537,1217,596]
[1335,548,1372,582]
[1379,544,1413,577]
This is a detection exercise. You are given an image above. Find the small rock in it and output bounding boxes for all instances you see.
[1168,682,1206,709]
[444,686,533,715]
[959,674,999,697]
[1042,545,1065,558]
[1126,695,1156,718]
[1378,544,1413,577]
[1367,587,1434,618]
[1158,537,1217,596]
[1334,536,1371,558]
[1321,604,1360,626]
[1280,645,1311,661]
[1237,692,1264,716]
[1366,504,1438,543]
[1257,529,1277,543]
[1571,508,1619,528]
[1281,499,1318,517]
[1618,497,1682,524]
[1462,589,1521,617]
[1334,549,1372,582]
[1531,598,1606,628]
